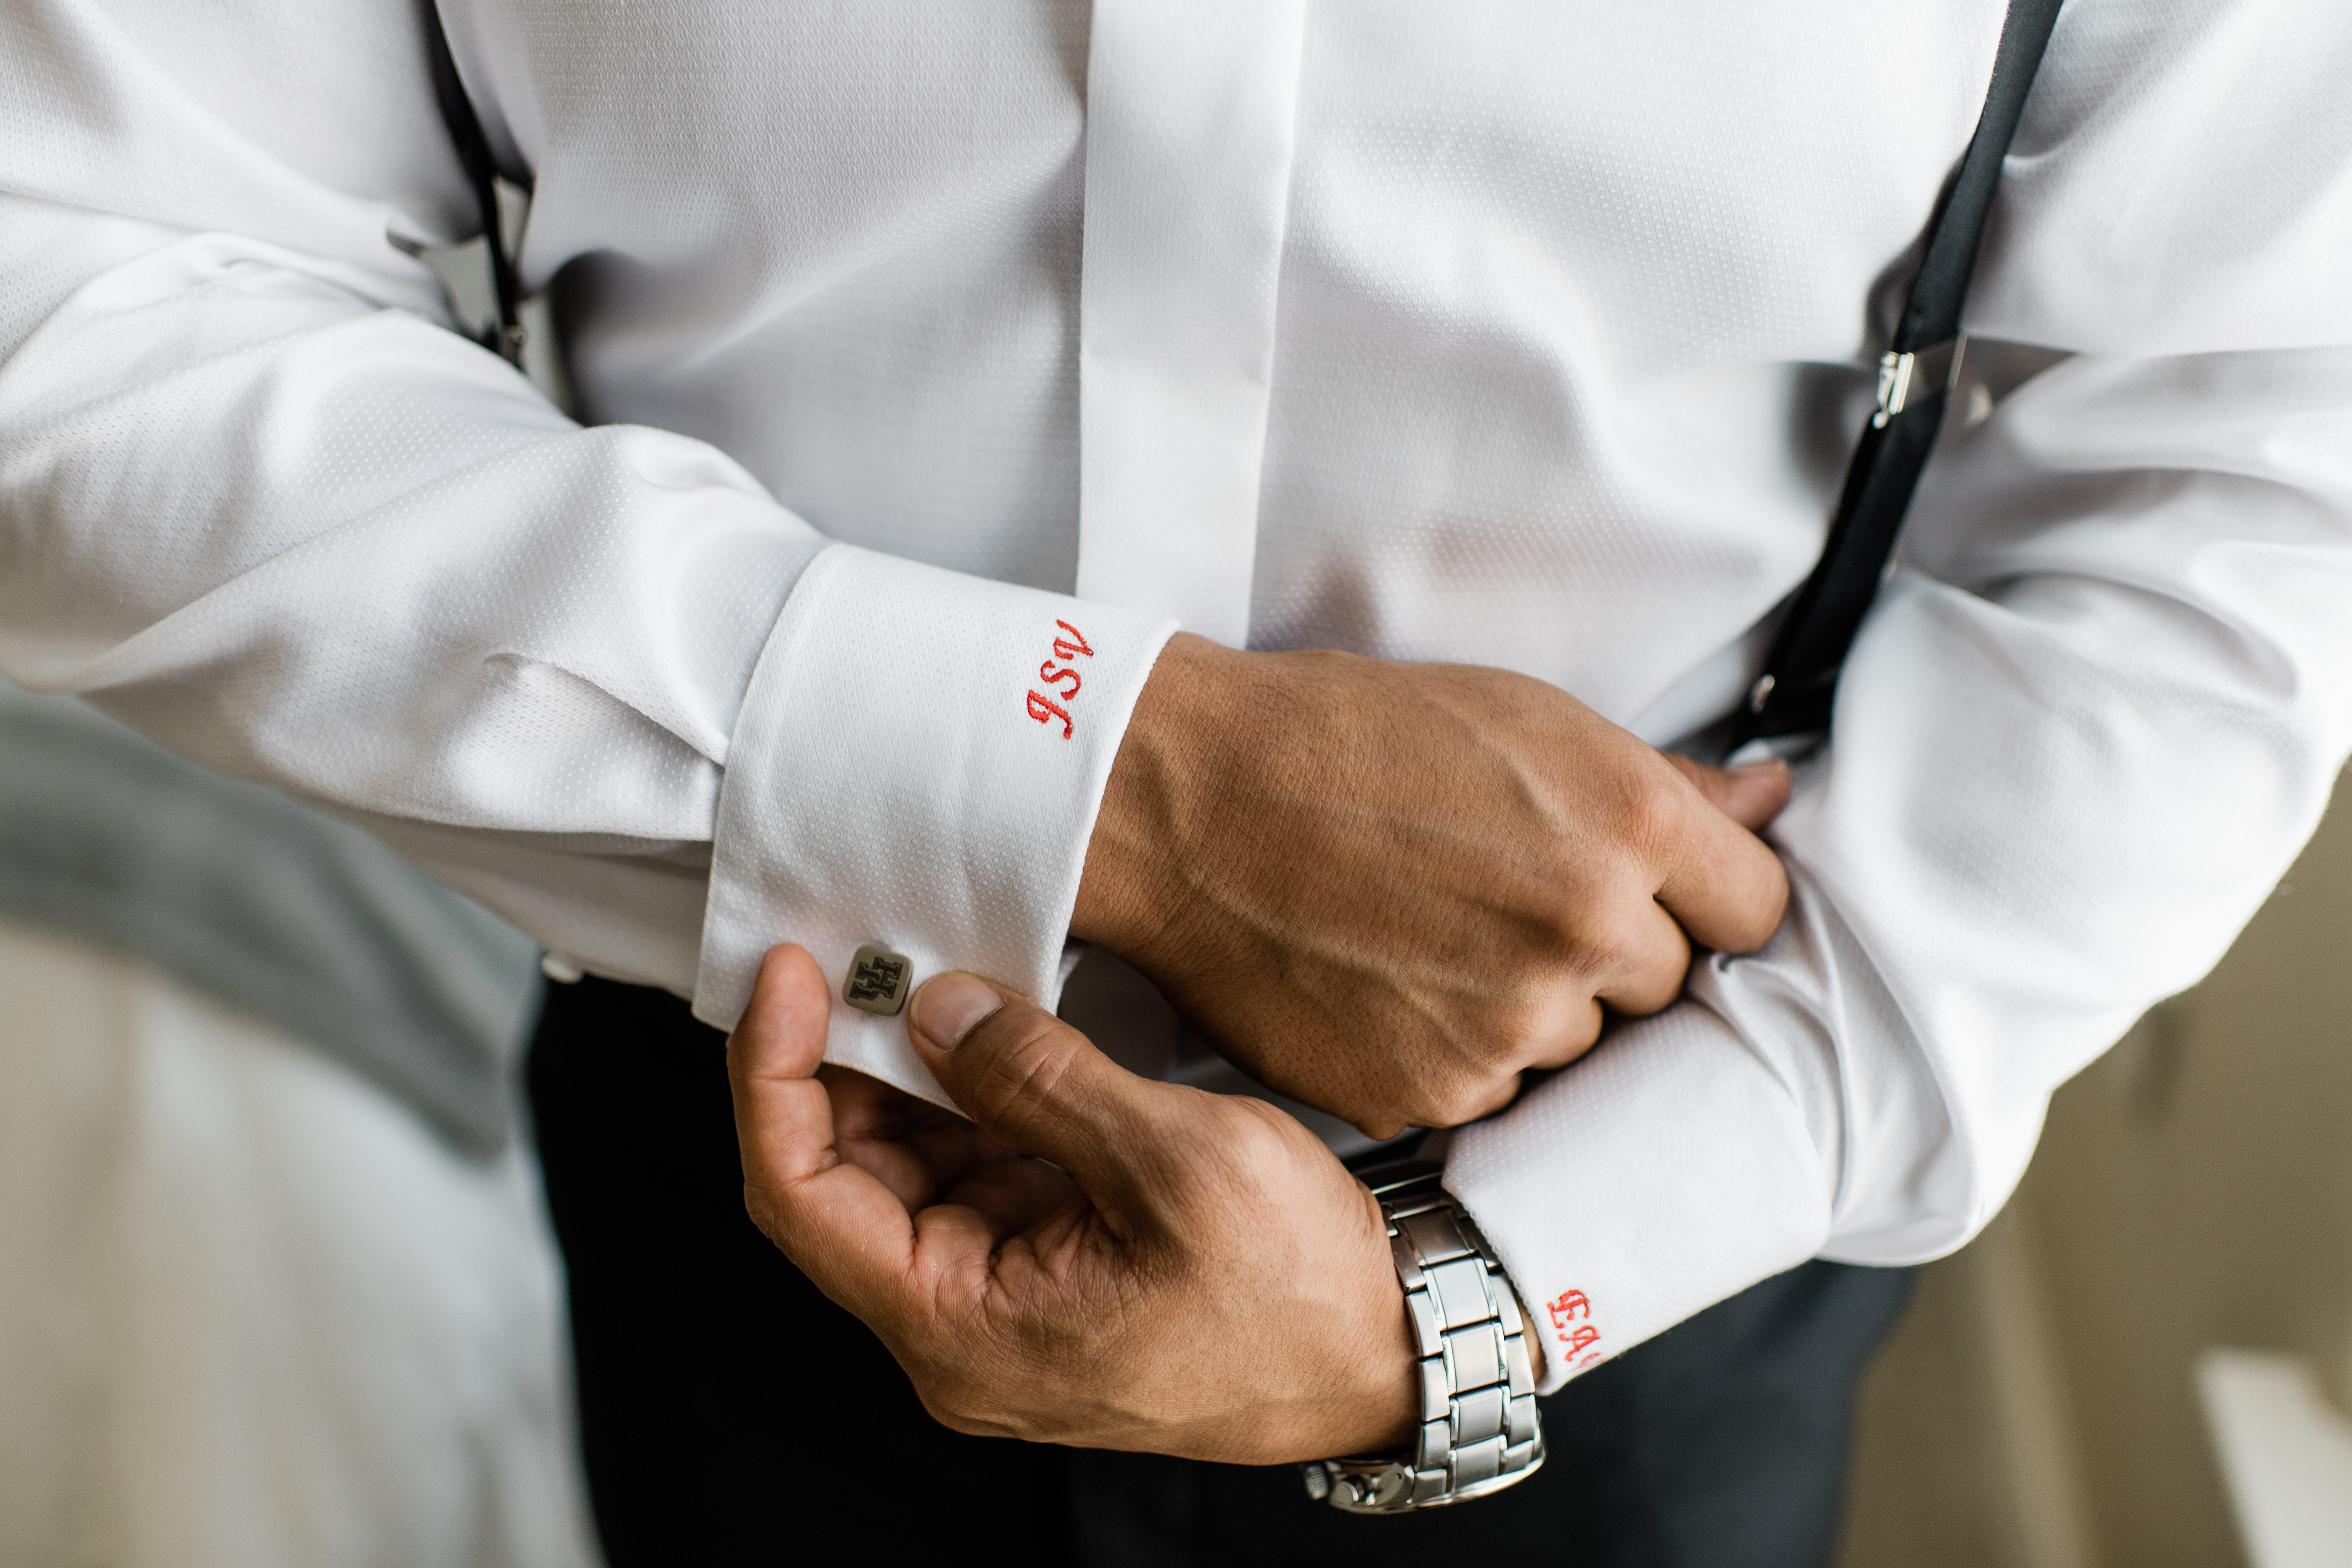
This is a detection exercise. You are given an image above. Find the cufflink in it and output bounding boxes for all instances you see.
[843,944,914,1015]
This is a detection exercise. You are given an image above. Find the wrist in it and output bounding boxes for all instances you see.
[1513,1286,1549,1385]
[1332,1179,1425,1458]
[1307,1163,1549,1512]
[1331,1200,1546,1456]
[1070,630,1236,955]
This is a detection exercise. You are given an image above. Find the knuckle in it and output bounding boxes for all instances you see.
[1520,1021,1603,1074]
[1166,1094,1321,1214]
[1617,764,1690,855]
[1407,1051,1519,1127]
[1611,977,1680,1019]
[1455,980,1608,1085]
[1223,1097,1301,1165]
[1631,926,1694,991]
[1418,1087,1478,1128]
[1199,1095,1297,1179]
[1538,1033,1601,1070]
[1423,1074,1514,1128]
[1547,889,1685,987]
[1560,920,1639,980]
[1487,990,1557,1061]
[1729,871,1792,951]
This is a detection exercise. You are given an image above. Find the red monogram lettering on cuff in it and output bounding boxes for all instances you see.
[1027,689,1073,738]
[1548,1290,1604,1370]
[1025,619,1093,740]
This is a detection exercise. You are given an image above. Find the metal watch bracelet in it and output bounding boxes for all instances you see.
[1301,1162,1545,1513]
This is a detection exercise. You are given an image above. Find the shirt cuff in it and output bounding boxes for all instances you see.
[1444,1002,1834,1393]
[693,544,1178,1108]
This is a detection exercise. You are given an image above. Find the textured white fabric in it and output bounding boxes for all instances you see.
[1076,0,1306,646]
[698,544,1173,1100]
[4,0,2351,1385]
[0,921,596,1568]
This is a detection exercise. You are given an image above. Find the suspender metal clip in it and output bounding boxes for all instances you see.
[1872,334,1966,427]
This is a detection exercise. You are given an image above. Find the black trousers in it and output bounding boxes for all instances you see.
[528,977,1912,1568]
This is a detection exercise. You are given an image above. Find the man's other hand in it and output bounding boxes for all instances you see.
[727,944,1425,1463]
[1072,634,1791,1139]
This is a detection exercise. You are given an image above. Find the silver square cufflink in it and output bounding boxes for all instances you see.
[843,944,914,1015]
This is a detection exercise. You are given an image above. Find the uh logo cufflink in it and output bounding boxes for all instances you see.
[843,944,915,1016]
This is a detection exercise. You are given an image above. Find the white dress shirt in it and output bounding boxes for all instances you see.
[4,0,2349,1387]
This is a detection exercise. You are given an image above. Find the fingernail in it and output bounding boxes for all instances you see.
[1729,758,1790,776]
[910,973,1004,1053]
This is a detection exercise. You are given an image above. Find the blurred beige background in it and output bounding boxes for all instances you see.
[1836,766,2352,1568]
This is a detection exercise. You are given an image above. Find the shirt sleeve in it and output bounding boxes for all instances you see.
[1448,0,2352,1389]
[0,0,1172,1094]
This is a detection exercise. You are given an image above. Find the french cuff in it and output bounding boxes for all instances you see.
[693,543,1177,1107]
[1443,1003,1834,1394]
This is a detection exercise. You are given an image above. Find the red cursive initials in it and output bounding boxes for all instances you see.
[1026,689,1073,738]
[1547,1289,1603,1369]
[1025,620,1092,739]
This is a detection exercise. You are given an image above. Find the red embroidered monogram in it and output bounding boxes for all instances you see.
[1547,1290,1605,1371]
[1027,689,1073,738]
[1026,619,1093,740]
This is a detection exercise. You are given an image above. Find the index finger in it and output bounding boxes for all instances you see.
[1662,752,1791,832]
[1649,777,1792,954]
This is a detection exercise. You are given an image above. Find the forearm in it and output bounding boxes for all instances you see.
[1453,347,2352,1385]
[0,217,835,943]
[2,29,1179,1029]
[0,8,822,984]
[0,223,1186,1034]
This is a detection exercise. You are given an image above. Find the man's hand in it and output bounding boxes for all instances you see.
[727,943,1430,1463]
[1073,634,1791,1138]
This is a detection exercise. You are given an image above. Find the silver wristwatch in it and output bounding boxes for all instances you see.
[1302,1162,1545,1513]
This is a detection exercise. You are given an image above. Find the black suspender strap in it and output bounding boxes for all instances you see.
[1729,0,2063,751]
[422,2,526,366]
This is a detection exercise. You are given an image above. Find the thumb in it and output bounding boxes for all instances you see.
[1664,751,1791,832]
[908,972,1160,1187]
[727,944,922,1304]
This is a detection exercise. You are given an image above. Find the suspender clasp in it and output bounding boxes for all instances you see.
[1872,335,1966,427]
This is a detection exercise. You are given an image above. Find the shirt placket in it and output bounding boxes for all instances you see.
[1075,0,1309,649]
